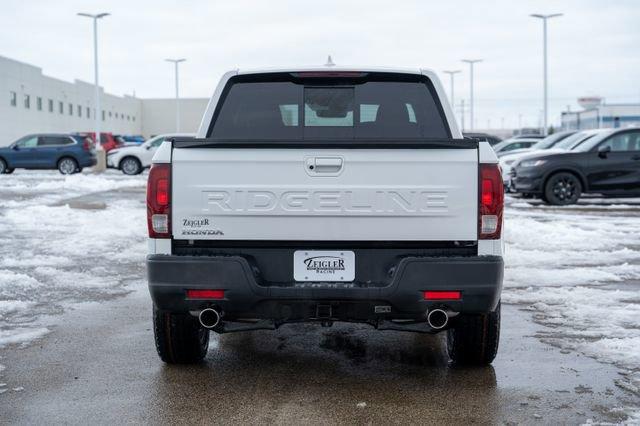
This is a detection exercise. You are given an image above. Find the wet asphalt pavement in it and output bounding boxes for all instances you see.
[0,286,636,425]
[0,182,639,424]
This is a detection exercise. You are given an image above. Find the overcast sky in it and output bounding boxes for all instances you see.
[1,0,639,130]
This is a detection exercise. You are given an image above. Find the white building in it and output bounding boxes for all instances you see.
[140,98,208,137]
[561,97,640,131]
[0,55,208,145]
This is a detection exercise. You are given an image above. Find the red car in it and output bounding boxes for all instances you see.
[75,132,123,152]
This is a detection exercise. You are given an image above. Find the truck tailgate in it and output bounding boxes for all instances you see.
[171,147,477,241]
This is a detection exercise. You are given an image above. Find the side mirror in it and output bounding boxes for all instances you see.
[12,145,19,150]
[145,145,152,150]
[598,145,611,158]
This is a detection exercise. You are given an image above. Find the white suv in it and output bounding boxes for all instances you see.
[106,133,193,174]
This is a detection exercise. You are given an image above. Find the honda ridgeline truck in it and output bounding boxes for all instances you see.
[146,67,504,365]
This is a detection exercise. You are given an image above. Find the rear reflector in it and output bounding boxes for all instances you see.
[147,164,171,238]
[186,289,225,300]
[479,163,504,239]
[423,291,461,300]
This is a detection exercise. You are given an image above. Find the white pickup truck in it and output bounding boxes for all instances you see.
[146,67,504,365]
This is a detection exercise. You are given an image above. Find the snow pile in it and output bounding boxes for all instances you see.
[504,199,640,396]
[0,171,146,348]
[0,170,145,207]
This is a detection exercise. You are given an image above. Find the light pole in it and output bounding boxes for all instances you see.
[443,70,461,109]
[165,59,186,132]
[530,13,563,135]
[461,59,482,131]
[77,13,109,154]
[518,113,523,132]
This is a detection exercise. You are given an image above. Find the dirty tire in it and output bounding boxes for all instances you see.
[153,306,209,364]
[544,172,582,205]
[447,302,500,365]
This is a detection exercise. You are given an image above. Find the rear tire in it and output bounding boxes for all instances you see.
[0,158,6,174]
[544,172,582,205]
[120,156,142,175]
[447,302,500,365]
[4,168,14,174]
[58,157,79,175]
[153,306,209,364]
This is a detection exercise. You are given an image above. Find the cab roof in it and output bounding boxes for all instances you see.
[234,66,435,77]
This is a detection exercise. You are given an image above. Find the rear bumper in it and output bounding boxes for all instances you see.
[147,254,503,322]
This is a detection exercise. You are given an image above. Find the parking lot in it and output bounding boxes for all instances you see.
[0,171,638,423]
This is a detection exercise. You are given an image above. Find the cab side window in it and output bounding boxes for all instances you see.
[598,131,640,152]
[150,137,166,148]
[39,136,73,146]
[503,143,522,151]
[15,136,38,148]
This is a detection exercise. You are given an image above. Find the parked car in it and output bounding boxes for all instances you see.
[0,133,96,175]
[503,129,605,186]
[492,138,539,156]
[499,130,579,188]
[511,127,640,204]
[147,67,504,366]
[107,133,194,175]
[512,134,544,140]
[74,132,123,152]
[463,132,502,146]
[115,135,146,146]
[498,130,576,158]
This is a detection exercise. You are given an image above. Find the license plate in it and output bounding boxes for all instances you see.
[294,250,355,282]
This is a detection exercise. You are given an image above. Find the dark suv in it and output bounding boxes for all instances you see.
[0,133,96,175]
[511,128,640,204]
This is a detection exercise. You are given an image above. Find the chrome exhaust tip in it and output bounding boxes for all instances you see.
[199,308,221,329]
[427,308,449,330]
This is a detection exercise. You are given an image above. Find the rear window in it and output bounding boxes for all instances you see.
[208,73,450,140]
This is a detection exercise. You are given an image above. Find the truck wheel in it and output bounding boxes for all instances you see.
[544,172,581,205]
[120,157,142,175]
[447,302,500,365]
[153,306,209,364]
[58,157,79,175]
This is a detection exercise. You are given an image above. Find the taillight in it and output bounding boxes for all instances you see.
[186,289,225,300]
[82,138,90,151]
[479,163,504,239]
[423,291,461,300]
[147,164,171,238]
[291,71,368,78]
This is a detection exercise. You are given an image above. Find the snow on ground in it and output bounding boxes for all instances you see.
[0,170,146,347]
[0,171,639,410]
[503,196,640,397]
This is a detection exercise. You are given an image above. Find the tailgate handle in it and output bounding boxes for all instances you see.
[312,157,343,173]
